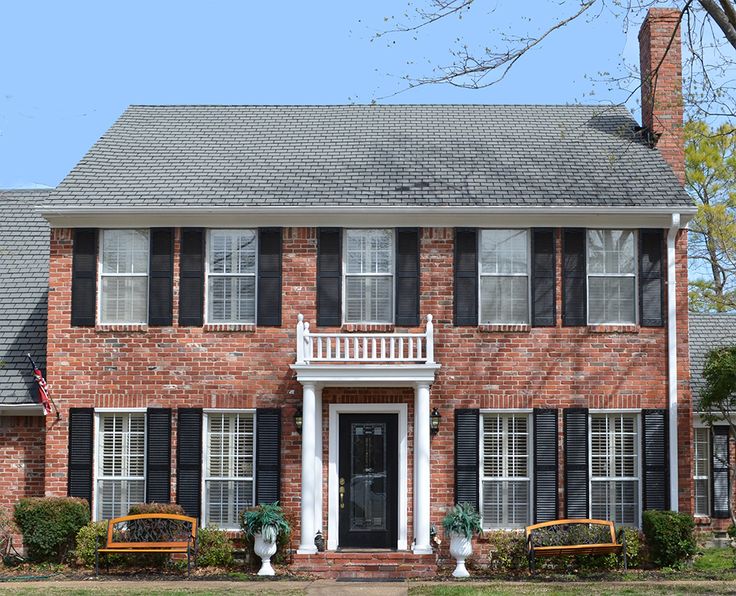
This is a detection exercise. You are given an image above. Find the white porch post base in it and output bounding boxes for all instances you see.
[413,382,432,555]
[297,382,318,554]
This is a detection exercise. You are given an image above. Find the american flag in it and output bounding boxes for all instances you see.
[28,354,52,416]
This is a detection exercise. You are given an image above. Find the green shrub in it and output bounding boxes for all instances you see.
[642,510,696,568]
[486,530,527,572]
[14,497,90,563]
[196,527,234,568]
[442,503,483,539]
[74,521,125,568]
[576,527,644,570]
[127,503,185,516]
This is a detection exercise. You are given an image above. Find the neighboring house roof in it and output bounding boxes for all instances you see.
[0,189,50,406]
[45,104,691,209]
[689,312,736,409]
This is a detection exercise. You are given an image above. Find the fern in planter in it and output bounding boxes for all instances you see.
[240,503,291,543]
[442,503,483,539]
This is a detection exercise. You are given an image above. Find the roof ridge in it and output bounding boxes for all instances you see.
[126,103,626,108]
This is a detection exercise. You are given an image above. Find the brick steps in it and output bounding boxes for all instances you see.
[291,551,438,579]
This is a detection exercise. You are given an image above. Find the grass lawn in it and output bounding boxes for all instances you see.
[409,581,736,596]
[693,546,734,571]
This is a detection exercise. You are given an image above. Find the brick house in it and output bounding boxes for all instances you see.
[0,7,727,576]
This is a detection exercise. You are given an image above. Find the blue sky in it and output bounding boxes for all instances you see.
[1,1,641,188]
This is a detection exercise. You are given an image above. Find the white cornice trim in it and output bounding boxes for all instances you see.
[0,403,44,416]
[290,363,440,387]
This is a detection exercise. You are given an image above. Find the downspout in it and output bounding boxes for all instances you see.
[667,213,681,511]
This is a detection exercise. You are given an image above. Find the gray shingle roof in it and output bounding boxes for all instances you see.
[689,313,736,409]
[0,189,50,405]
[46,104,691,209]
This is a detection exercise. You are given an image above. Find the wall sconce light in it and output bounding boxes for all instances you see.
[294,407,303,434]
[430,408,441,435]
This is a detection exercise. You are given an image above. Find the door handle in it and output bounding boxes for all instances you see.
[339,477,346,509]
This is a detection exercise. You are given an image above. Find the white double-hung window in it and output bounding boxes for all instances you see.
[204,411,255,529]
[99,229,149,324]
[479,230,529,325]
[207,230,257,324]
[344,229,394,324]
[693,426,711,516]
[95,412,146,520]
[480,413,531,529]
[587,230,636,325]
[590,413,640,525]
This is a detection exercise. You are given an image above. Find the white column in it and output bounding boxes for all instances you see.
[413,382,432,554]
[298,382,317,553]
[666,214,681,511]
[313,385,323,534]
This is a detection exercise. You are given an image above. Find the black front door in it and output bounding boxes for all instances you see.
[338,413,398,549]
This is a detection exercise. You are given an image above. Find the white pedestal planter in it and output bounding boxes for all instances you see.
[449,532,472,578]
[254,531,278,576]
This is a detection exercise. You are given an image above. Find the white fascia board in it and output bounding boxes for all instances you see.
[0,403,44,416]
[40,205,697,229]
[290,363,441,387]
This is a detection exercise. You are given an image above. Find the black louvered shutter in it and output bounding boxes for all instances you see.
[562,229,586,326]
[146,408,172,503]
[534,408,558,523]
[455,409,480,509]
[642,409,669,510]
[713,426,730,518]
[532,229,556,327]
[639,229,665,327]
[67,408,94,506]
[454,229,478,326]
[395,228,420,326]
[564,408,589,518]
[257,228,283,326]
[71,229,98,326]
[176,408,203,518]
[317,228,342,326]
[179,228,205,327]
[255,408,282,504]
[148,228,174,326]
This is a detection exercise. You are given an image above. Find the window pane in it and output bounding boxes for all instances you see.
[98,479,145,520]
[345,276,393,323]
[588,277,635,324]
[209,230,256,275]
[101,229,149,274]
[100,276,148,324]
[206,480,254,528]
[480,277,528,324]
[588,230,635,275]
[480,230,528,275]
[693,428,710,516]
[346,230,393,274]
[208,276,256,323]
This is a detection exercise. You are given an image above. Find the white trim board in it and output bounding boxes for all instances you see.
[327,403,409,551]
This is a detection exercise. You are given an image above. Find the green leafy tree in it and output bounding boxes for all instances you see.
[686,120,736,312]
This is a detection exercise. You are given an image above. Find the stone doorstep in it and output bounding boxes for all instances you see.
[291,551,438,579]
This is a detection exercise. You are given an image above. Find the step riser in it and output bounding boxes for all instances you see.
[292,552,438,579]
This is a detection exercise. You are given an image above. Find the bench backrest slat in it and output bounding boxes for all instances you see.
[526,518,617,545]
[105,513,197,549]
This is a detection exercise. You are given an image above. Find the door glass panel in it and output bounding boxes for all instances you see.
[349,422,387,531]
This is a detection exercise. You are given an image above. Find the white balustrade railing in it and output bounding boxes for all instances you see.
[295,314,434,365]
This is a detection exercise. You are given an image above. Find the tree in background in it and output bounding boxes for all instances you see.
[686,120,736,312]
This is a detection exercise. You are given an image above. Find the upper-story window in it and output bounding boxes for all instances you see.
[587,230,636,325]
[207,230,257,324]
[99,229,149,325]
[693,426,711,517]
[479,229,529,325]
[344,229,394,324]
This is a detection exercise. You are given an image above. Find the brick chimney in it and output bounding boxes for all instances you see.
[638,8,684,184]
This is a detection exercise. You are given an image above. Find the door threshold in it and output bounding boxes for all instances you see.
[336,548,398,553]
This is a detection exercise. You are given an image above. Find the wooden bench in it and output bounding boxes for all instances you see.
[95,513,198,576]
[525,519,626,573]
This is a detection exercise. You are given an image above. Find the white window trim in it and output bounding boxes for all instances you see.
[342,228,395,325]
[92,408,148,522]
[478,409,533,530]
[586,229,638,326]
[97,229,150,326]
[204,229,259,325]
[477,229,532,326]
[588,410,642,527]
[201,408,257,530]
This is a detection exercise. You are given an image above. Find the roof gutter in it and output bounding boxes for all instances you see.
[667,213,681,511]
[0,403,45,417]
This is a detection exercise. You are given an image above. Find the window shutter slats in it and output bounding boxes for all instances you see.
[532,229,556,327]
[713,426,730,518]
[67,407,94,506]
[179,228,205,327]
[148,228,174,326]
[639,229,665,327]
[642,409,669,511]
[317,228,342,326]
[257,228,283,326]
[395,228,420,327]
[71,229,98,327]
[146,408,172,503]
[176,408,203,519]
[455,408,480,509]
[454,228,478,326]
[564,408,589,518]
[533,408,558,523]
[255,408,282,504]
[562,229,586,326]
